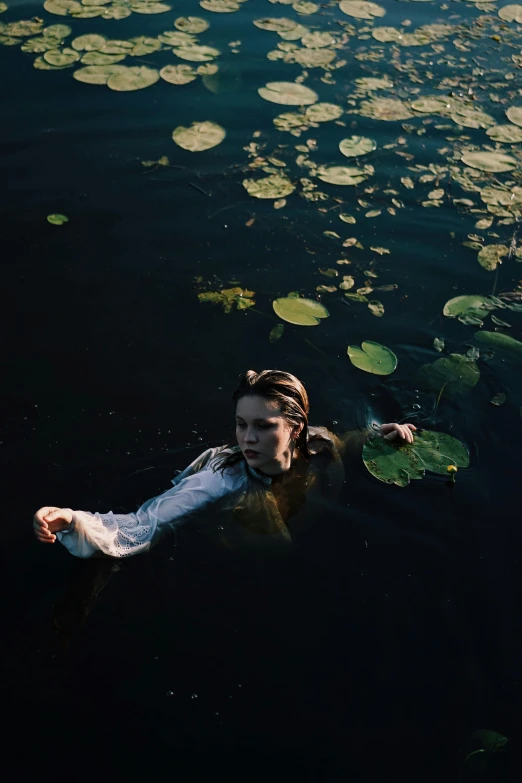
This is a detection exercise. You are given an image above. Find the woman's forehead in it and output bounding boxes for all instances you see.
[236,395,282,418]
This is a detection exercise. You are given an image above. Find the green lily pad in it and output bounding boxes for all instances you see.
[243,174,295,199]
[273,295,329,326]
[174,44,220,62]
[339,135,376,157]
[0,3,7,13]
[443,294,503,318]
[363,429,469,487]
[418,353,480,397]
[172,121,225,151]
[258,81,318,106]
[81,51,126,65]
[347,341,397,375]
[43,47,79,66]
[47,213,69,225]
[198,287,254,313]
[44,0,83,14]
[200,0,240,11]
[474,330,522,357]
[253,17,297,32]
[269,323,284,342]
[71,33,106,51]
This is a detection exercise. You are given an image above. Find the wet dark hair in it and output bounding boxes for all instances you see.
[213,369,311,473]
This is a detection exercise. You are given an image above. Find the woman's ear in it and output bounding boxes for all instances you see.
[292,423,304,439]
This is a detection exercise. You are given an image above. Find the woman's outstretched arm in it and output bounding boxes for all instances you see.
[33,467,238,559]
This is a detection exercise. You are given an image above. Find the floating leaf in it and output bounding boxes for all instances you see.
[363,429,469,487]
[339,136,376,158]
[293,0,319,14]
[339,213,356,224]
[474,330,522,357]
[498,4,522,22]
[368,300,384,317]
[418,353,480,397]
[200,0,240,11]
[317,166,368,186]
[269,323,284,342]
[506,106,522,127]
[339,0,386,19]
[160,64,197,84]
[130,1,172,13]
[443,295,502,318]
[71,33,106,51]
[477,244,509,271]
[358,98,413,121]
[253,17,297,32]
[172,121,225,151]
[258,81,318,106]
[44,0,83,14]
[73,64,127,84]
[198,287,254,313]
[43,47,80,66]
[347,341,397,375]
[47,213,69,225]
[273,296,329,326]
[107,66,159,91]
[433,337,445,352]
[305,102,343,122]
[490,315,511,328]
[81,51,126,65]
[460,151,516,173]
[175,16,209,33]
[243,174,295,199]
[486,124,522,143]
[490,392,506,406]
[174,44,220,62]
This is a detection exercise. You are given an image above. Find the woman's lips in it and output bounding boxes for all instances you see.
[244,450,259,458]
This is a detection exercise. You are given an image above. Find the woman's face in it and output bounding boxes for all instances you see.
[235,394,300,475]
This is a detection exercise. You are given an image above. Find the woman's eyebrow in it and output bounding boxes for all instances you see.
[235,417,275,424]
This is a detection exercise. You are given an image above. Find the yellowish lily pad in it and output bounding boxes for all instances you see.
[258,81,318,105]
[172,120,225,151]
[160,64,198,84]
[273,295,329,325]
[107,65,160,91]
[317,166,368,185]
[339,0,386,19]
[460,151,517,173]
[339,136,376,157]
[243,174,295,199]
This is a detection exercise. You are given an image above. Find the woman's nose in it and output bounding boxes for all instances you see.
[245,428,258,443]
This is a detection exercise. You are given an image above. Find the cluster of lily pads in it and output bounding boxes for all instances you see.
[3,0,522,484]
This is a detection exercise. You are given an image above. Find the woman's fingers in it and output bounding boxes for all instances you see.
[383,423,416,443]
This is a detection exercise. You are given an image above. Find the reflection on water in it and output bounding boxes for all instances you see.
[1,0,522,778]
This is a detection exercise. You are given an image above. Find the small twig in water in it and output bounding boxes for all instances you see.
[190,182,211,198]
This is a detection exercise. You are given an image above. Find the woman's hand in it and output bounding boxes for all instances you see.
[33,506,73,544]
[379,423,416,444]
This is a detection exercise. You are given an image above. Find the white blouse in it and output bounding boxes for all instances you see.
[56,428,335,560]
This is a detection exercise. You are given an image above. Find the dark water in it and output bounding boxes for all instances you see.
[1,0,521,779]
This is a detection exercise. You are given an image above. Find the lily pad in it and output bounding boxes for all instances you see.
[199,287,254,313]
[339,0,386,19]
[160,64,197,84]
[243,174,295,199]
[418,353,480,397]
[506,106,522,127]
[339,135,376,157]
[71,33,106,51]
[347,341,397,375]
[269,323,284,342]
[258,81,318,106]
[130,1,172,13]
[174,44,220,62]
[47,213,69,225]
[107,66,159,91]
[73,64,127,84]
[358,97,413,121]
[477,244,509,271]
[443,294,502,319]
[498,4,522,22]
[81,51,126,65]
[460,151,517,173]
[486,124,522,143]
[253,17,297,31]
[44,0,83,14]
[43,47,80,66]
[317,166,368,185]
[175,16,209,33]
[305,102,342,122]
[172,121,225,151]
[200,0,241,11]
[474,330,522,357]
[273,295,329,326]
[363,429,469,486]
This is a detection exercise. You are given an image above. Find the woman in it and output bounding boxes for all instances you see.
[33,369,415,558]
